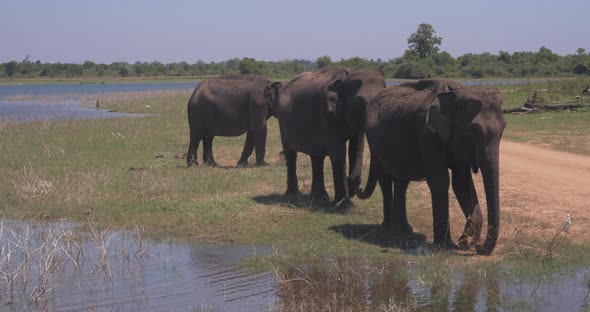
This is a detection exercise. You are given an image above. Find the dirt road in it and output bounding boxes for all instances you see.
[493,140,590,242]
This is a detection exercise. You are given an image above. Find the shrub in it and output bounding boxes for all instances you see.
[393,62,431,79]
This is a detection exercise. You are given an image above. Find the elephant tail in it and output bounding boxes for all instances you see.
[357,154,377,199]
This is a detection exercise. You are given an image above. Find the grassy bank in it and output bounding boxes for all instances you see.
[1,82,589,309]
[497,77,590,155]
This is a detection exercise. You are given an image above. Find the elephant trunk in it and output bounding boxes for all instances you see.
[347,131,365,197]
[357,154,376,199]
[476,140,501,255]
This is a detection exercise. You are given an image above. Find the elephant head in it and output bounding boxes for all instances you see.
[325,70,385,132]
[324,69,385,196]
[427,89,506,255]
[264,81,283,118]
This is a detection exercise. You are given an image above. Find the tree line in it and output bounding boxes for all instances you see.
[2,24,589,80]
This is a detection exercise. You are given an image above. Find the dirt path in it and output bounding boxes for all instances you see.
[493,140,590,242]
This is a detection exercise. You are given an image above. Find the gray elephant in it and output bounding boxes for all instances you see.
[358,79,506,255]
[186,75,282,167]
[275,67,385,208]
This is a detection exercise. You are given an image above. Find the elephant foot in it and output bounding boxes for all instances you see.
[205,160,218,167]
[237,160,249,167]
[284,189,301,199]
[457,234,481,251]
[433,239,459,251]
[457,234,470,251]
[255,161,269,167]
[475,242,494,256]
[382,221,414,234]
[187,159,198,167]
[309,189,330,203]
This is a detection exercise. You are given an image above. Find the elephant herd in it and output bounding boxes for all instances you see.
[185,68,506,256]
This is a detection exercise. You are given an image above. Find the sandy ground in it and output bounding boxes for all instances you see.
[487,140,590,243]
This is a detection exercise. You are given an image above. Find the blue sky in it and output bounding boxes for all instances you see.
[1,0,588,63]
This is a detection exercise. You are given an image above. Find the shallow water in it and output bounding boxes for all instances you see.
[0,220,276,311]
[1,220,587,311]
[0,100,149,122]
[277,257,590,311]
[0,82,196,99]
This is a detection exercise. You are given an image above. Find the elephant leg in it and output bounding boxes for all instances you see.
[452,166,483,250]
[186,132,201,167]
[329,145,350,208]
[253,126,268,167]
[310,156,329,202]
[202,136,218,167]
[237,131,255,167]
[393,178,413,233]
[284,149,300,196]
[426,172,457,250]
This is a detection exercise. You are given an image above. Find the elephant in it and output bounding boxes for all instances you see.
[358,79,506,255]
[186,75,282,167]
[275,67,385,208]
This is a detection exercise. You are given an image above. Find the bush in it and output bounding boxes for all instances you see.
[393,62,431,79]
[461,66,485,78]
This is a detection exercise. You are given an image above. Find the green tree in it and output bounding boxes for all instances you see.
[239,57,263,74]
[534,46,558,64]
[5,61,18,76]
[393,62,431,79]
[316,55,332,68]
[499,51,511,64]
[407,23,442,59]
[119,66,129,77]
[83,60,96,69]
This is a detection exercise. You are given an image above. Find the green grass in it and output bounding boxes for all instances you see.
[499,77,590,155]
[1,84,589,307]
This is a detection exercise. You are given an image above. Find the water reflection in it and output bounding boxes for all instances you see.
[1,219,587,311]
[274,256,588,311]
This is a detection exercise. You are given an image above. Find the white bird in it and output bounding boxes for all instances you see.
[82,207,93,217]
[562,213,572,232]
[145,105,151,108]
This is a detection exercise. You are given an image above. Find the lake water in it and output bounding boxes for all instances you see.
[1,220,588,311]
[0,100,150,122]
[0,220,276,311]
[0,80,533,122]
[0,82,197,99]
[0,79,534,100]
[0,82,196,121]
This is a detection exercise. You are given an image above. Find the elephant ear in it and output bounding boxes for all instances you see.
[455,97,482,125]
[426,91,456,144]
[325,79,344,114]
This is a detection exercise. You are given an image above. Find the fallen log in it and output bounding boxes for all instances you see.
[503,103,590,114]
